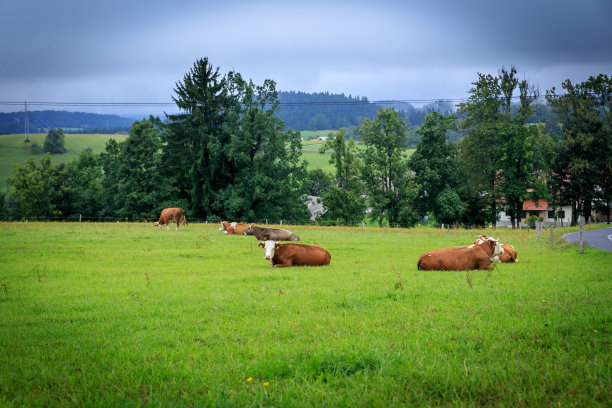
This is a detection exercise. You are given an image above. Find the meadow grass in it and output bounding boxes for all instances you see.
[0,133,128,185]
[0,222,610,406]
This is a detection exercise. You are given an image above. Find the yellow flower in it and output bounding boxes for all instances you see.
[246,377,253,382]
[263,382,269,387]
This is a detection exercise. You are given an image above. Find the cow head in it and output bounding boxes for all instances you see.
[475,235,504,261]
[258,240,279,260]
[245,224,255,236]
[154,221,161,228]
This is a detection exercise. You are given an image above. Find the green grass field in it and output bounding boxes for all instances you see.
[1,222,609,406]
[0,133,128,185]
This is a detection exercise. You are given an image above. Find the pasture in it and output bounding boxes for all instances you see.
[0,222,610,406]
[0,133,129,185]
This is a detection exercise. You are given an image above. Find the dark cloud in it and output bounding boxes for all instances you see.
[1,0,610,115]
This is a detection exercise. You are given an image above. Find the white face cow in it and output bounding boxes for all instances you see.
[474,235,504,262]
[260,240,279,260]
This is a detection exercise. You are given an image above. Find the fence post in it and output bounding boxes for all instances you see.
[549,224,554,246]
[536,221,541,240]
[579,215,585,254]
[361,221,365,230]
[280,220,282,225]
[79,214,82,224]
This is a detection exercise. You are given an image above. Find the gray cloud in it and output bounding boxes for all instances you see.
[1,0,611,115]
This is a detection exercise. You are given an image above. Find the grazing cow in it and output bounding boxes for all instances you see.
[258,240,331,267]
[245,224,300,241]
[219,221,250,235]
[417,238,503,271]
[474,235,518,263]
[155,208,187,230]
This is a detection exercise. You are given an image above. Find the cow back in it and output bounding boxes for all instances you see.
[274,243,331,267]
[417,243,493,271]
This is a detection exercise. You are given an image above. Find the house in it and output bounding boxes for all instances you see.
[498,198,573,227]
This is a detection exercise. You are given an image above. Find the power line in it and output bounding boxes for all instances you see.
[0,95,551,109]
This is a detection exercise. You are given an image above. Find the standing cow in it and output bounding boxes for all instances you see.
[417,238,503,271]
[246,224,300,241]
[155,208,187,230]
[474,235,518,263]
[258,240,331,267]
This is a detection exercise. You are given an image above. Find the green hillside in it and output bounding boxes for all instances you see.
[0,133,128,184]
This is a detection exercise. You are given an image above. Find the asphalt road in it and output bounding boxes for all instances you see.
[562,227,612,252]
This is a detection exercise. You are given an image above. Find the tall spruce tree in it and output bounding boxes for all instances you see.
[164,58,231,220]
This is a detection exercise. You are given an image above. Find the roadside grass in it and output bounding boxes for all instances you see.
[0,222,610,406]
[0,133,128,185]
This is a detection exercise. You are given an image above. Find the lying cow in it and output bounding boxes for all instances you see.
[417,238,503,271]
[155,207,187,230]
[258,240,331,267]
[245,224,300,241]
[474,235,518,263]
[219,221,250,235]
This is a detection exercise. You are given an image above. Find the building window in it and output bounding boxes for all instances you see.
[548,210,565,219]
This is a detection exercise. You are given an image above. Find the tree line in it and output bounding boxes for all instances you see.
[1,60,610,227]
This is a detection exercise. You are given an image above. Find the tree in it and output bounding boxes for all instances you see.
[320,129,366,225]
[164,58,231,220]
[164,60,310,223]
[43,128,66,153]
[547,74,612,224]
[359,107,417,227]
[115,116,177,221]
[409,112,462,224]
[458,66,550,228]
[7,156,58,220]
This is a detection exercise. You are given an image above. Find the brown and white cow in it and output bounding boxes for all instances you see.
[417,238,503,271]
[246,224,300,241]
[258,240,331,267]
[155,208,187,230]
[474,235,518,263]
[219,221,249,235]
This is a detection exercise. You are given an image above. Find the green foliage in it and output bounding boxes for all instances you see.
[547,74,612,224]
[7,156,58,220]
[0,223,610,406]
[359,108,418,227]
[321,129,366,225]
[43,128,66,153]
[164,59,310,223]
[458,66,552,228]
[525,214,543,228]
[410,112,461,222]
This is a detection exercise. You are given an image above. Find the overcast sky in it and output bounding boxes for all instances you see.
[1,0,611,116]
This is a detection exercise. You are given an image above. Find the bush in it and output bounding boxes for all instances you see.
[526,214,543,228]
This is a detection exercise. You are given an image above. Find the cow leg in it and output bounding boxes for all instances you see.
[166,224,170,231]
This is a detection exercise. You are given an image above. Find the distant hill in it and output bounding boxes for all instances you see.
[0,110,134,134]
[276,91,382,131]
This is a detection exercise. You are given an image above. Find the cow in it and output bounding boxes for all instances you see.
[245,224,300,241]
[155,208,187,230]
[258,240,331,267]
[219,221,250,235]
[417,238,503,271]
[474,235,518,263]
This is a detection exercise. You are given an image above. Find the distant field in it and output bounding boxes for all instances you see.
[0,132,412,183]
[0,133,128,184]
[0,222,609,406]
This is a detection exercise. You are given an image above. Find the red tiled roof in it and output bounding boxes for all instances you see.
[523,199,548,211]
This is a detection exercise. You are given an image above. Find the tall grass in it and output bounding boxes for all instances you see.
[0,222,609,406]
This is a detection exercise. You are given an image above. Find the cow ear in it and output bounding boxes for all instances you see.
[258,242,264,248]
